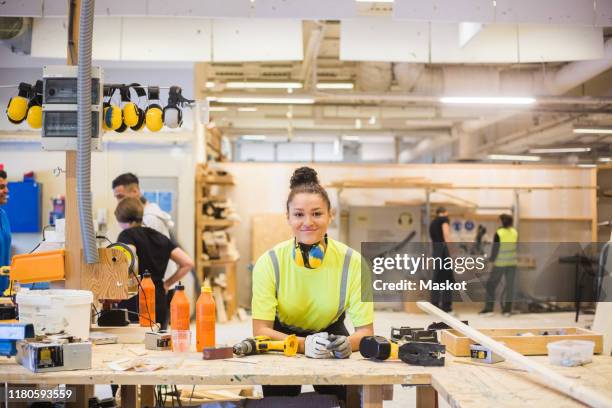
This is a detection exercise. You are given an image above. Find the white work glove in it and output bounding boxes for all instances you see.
[305,332,332,359]
[327,334,352,359]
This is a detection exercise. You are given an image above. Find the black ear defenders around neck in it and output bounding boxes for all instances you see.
[146,86,163,132]
[163,85,183,129]
[6,82,32,124]
[26,80,43,129]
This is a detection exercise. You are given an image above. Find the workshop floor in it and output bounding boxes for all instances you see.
[212,305,595,407]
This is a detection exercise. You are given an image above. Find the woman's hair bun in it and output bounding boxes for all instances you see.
[290,166,319,189]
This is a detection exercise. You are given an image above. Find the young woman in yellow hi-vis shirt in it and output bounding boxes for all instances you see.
[252,166,374,402]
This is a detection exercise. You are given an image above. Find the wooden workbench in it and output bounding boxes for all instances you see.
[1,344,611,408]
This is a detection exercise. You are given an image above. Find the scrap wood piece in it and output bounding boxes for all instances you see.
[417,301,612,408]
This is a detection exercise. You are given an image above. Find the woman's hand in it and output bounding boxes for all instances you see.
[327,334,352,359]
[305,332,332,359]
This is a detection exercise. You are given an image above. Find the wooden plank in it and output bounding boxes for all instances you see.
[82,248,130,302]
[417,301,612,408]
[440,327,604,356]
[416,385,437,408]
[121,384,138,408]
[213,285,228,323]
[140,385,155,407]
[67,384,93,408]
[591,168,598,242]
[361,384,383,408]
[251,213,292,263]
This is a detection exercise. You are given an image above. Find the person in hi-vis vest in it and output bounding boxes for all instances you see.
[480,213,518,316]
[251,166,374,403]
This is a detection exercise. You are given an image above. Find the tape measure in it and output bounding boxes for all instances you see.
[106,242,136,271]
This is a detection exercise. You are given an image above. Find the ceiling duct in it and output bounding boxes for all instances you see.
[357,62,392,92]
[0,17,32,55]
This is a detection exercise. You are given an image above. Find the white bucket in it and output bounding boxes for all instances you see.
[16,289,93,340]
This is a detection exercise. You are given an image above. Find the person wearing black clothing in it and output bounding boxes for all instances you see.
[114,197,194,329]
[429,207,455,312]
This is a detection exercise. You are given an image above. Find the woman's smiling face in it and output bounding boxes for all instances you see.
[287,192,331,245]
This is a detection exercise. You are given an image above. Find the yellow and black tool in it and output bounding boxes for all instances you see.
[359,335,399,361]
[233,335,298,357]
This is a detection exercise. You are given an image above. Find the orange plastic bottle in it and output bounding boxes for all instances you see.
[196,285,216,351]
[170,282,190,330]
[138,271,156,327]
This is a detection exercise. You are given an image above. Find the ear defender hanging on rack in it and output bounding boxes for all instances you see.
[145,86,163,132]
[125,83,146,131]
[26,80,43,129]
[102,86,122,131]
[163,86,183,129]
[115,85,129,133]
[6,82,32,124]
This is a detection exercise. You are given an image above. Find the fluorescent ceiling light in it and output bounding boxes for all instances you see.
[573,128,612,134]
[440,96,536,105]
[599,157,611,162]
[208,106,228,112]
[529,147,591,154]
[342,135,360,141]
[215,97,314,104]
[205,81,215,88]
[226,81,303,89]
[577,164,596,168]
[241,135,267,141]
[487,154,541,162]
[316,82,355,90]
[237,107,258,112]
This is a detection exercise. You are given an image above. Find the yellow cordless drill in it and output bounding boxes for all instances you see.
[233,335,298,357]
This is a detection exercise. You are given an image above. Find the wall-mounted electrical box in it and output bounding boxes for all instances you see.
[42,65,103,151]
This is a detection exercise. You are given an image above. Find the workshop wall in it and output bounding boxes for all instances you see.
[219,162,594,308]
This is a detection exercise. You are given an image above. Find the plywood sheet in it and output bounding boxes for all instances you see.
[251,213,292,263]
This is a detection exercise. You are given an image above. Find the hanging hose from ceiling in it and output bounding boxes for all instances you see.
[77,0,99,263]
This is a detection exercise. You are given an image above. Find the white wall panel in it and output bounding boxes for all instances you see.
[518,25,603,62]
[393,0,495,23]
[212,19,302,62]
[121,18,212,61]
[0,0,42,17]
[431,23,518,63]
[31,17,121,60]
[340,18,429,62]
[147,0,356,19]
[43,0,147,17]
[496,0,596,25]
[595,0,612,26]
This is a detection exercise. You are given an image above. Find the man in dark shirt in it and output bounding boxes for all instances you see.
[114,197,194,329]
[429,207,454,312]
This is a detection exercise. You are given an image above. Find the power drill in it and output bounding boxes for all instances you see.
[233,335,298,357]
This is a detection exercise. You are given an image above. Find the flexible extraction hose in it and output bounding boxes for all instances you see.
[77,0,99,263]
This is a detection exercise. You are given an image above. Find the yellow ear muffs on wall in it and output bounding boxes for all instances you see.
[145,86,163,132]
[6,82,32,124]
[26,80,43,129]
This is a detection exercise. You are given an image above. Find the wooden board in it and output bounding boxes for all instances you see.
[441,327,603,357]
[82,248,130,302]
[251,213,293,263]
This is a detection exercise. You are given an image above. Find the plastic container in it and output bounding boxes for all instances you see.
[170,282,190,331]
[547,340,595,367]
[16,289,93,339]
[196,285,216,352]
[139,271,156,327]
[171,330,191,354]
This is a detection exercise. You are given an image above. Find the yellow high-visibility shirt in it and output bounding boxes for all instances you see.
[252,238,374,332]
